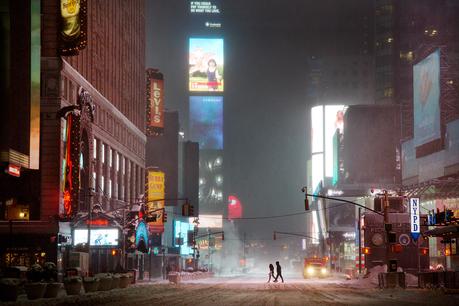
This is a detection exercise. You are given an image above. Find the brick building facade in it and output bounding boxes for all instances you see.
[0,0,146,272]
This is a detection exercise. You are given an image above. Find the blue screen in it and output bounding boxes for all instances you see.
[189,96,223,149]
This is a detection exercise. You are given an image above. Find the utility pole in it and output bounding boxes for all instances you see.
[358,207,362,276]
[243,232,246,267]
[383,190,390,272]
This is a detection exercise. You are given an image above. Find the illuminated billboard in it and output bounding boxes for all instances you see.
[310,105,346,190]
[413,49,441,147]
[189,38,224,92]
[146,169,165,232]
[228,195,242,219]
[174,220,195,255]
[193,214,223,228]
[73,228,119,247]
[190,1,221,14]
[59,0,87,56]
[190,96,223,149]
[146,69,165,136]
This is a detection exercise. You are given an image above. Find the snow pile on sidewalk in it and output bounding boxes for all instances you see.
[346,265,419,288]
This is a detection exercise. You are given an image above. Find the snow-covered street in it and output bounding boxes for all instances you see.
[6,274,459,306]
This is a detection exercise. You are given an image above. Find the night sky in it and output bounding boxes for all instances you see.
[146,0,374,239]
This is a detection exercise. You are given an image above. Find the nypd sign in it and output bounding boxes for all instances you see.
[410,198,420,240]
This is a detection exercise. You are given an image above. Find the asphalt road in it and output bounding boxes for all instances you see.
[7,274,459,306]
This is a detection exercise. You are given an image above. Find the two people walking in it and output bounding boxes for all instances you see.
[267,261,284,283]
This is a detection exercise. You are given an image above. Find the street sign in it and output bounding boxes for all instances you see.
[410,198,420,240]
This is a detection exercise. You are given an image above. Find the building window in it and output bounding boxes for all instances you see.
[101,143,105,164]
[101,176,105,193]
[116,153,119,172]
[93,138,97,159]
[109,147,112,168]
[122,157,126,175]
[108,179,112,198]
[92,171,96,190]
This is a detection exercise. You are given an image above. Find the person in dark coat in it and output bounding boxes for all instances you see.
[274,261,284,283]
[267,263,275,283]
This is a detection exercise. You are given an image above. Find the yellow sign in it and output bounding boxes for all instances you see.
[61,0,81,40]
[146,170,165,228]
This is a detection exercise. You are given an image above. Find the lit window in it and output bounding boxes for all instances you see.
[101,176,105,193]
[116,153,120,172]
[122,157,126,174]
[109,148,112,168]
[93,139,97,159]
[101,143,105,164]
[108,179,112,198]
[92,172,96,189]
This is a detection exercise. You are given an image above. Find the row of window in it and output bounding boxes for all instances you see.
[92,138,143,202]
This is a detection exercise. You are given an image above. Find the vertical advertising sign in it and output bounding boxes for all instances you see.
[146,169,165,233]
[189,38,224,92]
[410,198,420,240]
[59,0,87,56]
[189,96,223,149]
[146,69,165,136]
[30,0,40,169]
[413,49,441,147]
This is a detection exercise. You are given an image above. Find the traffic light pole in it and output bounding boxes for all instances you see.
[301,187,389,272]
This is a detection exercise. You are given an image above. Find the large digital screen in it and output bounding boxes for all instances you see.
[324,105,346,177]
[174,220,195,255]
[73,228,119,247]
[413,49,441,147]
[189,38,224,92]
[192,214,223,228]
[190,96,223,149]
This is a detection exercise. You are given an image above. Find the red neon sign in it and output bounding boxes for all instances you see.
[85,219,109,226]
[7,164,21,177]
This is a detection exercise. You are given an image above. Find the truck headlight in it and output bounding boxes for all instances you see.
[307,267,315,275]
[321,268,327,274]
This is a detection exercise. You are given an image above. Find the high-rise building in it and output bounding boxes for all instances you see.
[0,0,146,273]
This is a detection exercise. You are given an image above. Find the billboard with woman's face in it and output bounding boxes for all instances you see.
[189,38,224,92]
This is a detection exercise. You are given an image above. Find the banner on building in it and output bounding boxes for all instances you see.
[146,69,165,136]
[410,198,420,240]
[146,169,165,232]
[413,49,441,148]
[59,0,88,56]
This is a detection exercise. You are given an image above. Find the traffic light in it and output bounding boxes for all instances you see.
[162,211,167,223]
[388,232,397,243]
[145,214,157,223]
[303,187,309,211]
[420,247,429,256]
[305,198,309,211]
[189,205,194,217]
[273,232,276,240]
[391,243,403,253]
[182,203,189,217]
[221,232,224,241]
[362,247,371,255]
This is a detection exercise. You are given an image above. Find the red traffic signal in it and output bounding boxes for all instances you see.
[189,205,194,217]
[420,247,429,256]
[162,211,167,223]
[391,243,403,253]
